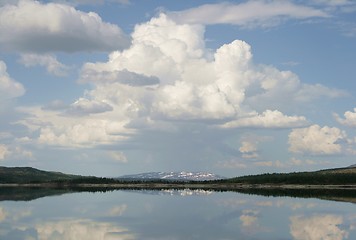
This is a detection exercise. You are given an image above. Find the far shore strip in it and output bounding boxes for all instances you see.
[1,183,356,190]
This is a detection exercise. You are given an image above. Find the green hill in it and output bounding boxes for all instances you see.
[0,166,82,184]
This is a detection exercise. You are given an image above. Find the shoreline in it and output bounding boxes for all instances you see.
[1,182,356,203]
[1,182,356,190]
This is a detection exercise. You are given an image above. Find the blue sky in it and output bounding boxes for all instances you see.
[0,0,356,177]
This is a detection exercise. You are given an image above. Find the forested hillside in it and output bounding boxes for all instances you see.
[220,167,356,185]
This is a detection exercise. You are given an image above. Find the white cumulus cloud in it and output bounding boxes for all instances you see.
[245,67,347,111]
[0,144,32,160]
[0,0,130,53]
[334,108,356,127]
[288,124,346,155]
[18,13,346,148]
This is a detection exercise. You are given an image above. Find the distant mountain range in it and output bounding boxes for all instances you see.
[1,165,355,185]
[118,171,226,181]
[0,167,225,183]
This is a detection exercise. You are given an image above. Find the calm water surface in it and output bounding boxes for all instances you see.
[0,189,355,239]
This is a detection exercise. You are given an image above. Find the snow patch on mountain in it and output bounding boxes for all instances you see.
[118,171,225,181]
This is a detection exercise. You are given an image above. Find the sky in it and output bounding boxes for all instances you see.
[0,0,356,177]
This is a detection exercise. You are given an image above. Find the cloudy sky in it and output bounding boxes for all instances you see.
[0,0,356,177]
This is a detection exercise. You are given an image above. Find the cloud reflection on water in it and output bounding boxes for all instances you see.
[36,219,135,240]
[0,218,136,240]
[290,214,349,240]
[0,190,355,239]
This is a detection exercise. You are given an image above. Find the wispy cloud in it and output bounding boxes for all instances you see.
[52,0,130,6]
[169,1,329,28]
[0,60,25,100]
[220,110,309,129]
[19,53,70,76]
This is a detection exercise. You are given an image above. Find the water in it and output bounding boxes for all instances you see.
[0,189,355,239]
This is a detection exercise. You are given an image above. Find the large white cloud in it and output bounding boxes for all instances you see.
[18,13,345,148]
[79,14,324,123]
[0,60,25,100]
[169,1,329,28]
[288,124,346,155]
[0,0,130,52]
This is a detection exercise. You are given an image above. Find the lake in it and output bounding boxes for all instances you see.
[0,189,355,239]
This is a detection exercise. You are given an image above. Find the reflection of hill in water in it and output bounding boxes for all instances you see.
[0,187,74,201]
[322,197,356,204]
[232,188,356,204]
[1,186,356,204]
